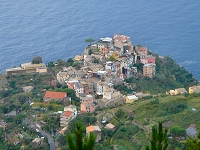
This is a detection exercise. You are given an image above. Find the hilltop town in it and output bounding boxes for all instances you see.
[1,34,200,150]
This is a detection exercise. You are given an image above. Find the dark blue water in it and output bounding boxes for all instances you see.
[0,1,200,79]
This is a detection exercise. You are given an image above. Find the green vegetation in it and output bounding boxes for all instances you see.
[123,55,198,94]
[85,38,95,45]
[108,56,116,61]
[187,137,200,150]
[32,56,42,64]
[67,123,96,150]
[146,122,168,150]
[170,126,186,136]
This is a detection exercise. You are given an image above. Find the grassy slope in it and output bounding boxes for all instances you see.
[100,94,200,149]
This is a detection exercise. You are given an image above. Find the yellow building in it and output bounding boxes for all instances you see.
[143,63,156,78]
[74,55,83,61]
[189,86,200,94]
[112,51,120,59]
[125,95,138,104]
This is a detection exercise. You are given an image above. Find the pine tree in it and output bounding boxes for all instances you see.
[67,123,96,150]
[146,122,168,150]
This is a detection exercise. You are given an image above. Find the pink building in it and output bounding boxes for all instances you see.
[147,55,156,64]
[80,95,96,113]
[67,82,75,89]
[135,46,147,58]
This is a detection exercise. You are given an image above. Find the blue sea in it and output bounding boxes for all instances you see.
[0,1,200,80]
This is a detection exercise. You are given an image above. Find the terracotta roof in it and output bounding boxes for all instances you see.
[86,126,95,132]
[63,111,72,117]
[86,125,101,133]
[44,91,66,99]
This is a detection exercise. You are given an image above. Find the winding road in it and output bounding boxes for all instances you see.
[26,118,56,150]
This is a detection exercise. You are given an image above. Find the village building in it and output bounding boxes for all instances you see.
[56,71,69,83]
[125,95,138,104]
[32,138,41,147]
[80,80,90,94]
[186,124,198,138]
[113,34,133,52]
[143,63,156,78]
[96,82,106,95]
[84,78,99,94]
[5,67,26,76]
[60,111,74,127]
[80,94,96,113]
[86,125,102,142]
[189,86,200,94]
[147,55,156,64]
[101,46,110,56]
[105,123,115,130]
[64,105,77,113]
[105,61,115,72]
[59,127,67,135]
[174,88,187,95]
[169,90,175,95]
[22,86,33,93]
[74,82,84,94]
[135,46,147,60]
[36,66,47,73]
[74,55,84,61]
[20,62,46,74]
[43,91,67,101]
[135,92,150,98]
[98,85,124,108]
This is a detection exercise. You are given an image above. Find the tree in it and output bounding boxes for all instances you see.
[115,109,125,118]
[67,123,96,150]
[85,38,95,45]
[32,56,42,64]
[170,126,186,136]
[187,138,200,150]
[146,122,168,150]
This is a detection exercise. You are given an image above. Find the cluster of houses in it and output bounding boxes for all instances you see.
[56,34,157,112]
[4,34,200,144]
[167,85,200,95]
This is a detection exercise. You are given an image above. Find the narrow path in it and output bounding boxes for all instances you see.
[26,118,56,150]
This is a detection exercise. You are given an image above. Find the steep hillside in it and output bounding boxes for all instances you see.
[123,55,198,94]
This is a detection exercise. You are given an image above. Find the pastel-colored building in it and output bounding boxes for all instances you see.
[143,63,156,78]
[86,125,101,142]
[80,95,96,113]
[189,86,200,94]
[169,90,175,95]
[147,55,156,64]
[74,82,84,94]
[36,66,47,73]
[74,55,84,61]
[105,61,115,72]
[125,95,138,104]
[135,46,147,58]
[101,47,110,56]
[96,82,106,95]
[60,111,73,127]
[105,123,115,130]
[174,88,187,95]
[57,71,69,83]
